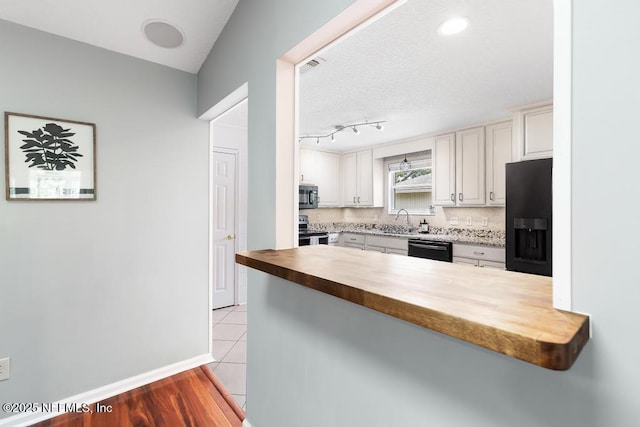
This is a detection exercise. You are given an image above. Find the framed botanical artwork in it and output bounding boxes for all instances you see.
[4,112,96,200]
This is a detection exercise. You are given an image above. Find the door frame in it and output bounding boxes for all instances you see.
[204,90,249,354]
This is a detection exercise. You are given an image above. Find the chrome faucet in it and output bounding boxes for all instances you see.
[395,208,411,226]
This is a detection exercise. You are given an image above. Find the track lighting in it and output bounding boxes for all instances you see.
[299,120,386,144]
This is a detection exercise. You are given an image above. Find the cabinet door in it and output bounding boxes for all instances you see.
[452,257,479,266]
[316,151,340,207]
[356,149,374,206]
[522,105,553,159]
[342,152,358,206]
[485,121,512,206]
[385,248,408,256]
[299,149,316,184]
[455,127,485,206]
[479,260,506,270]
[433,133,456,206]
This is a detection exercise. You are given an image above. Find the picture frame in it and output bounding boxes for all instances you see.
[4,112,96,200]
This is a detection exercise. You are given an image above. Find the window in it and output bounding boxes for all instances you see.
[387,157,433,214]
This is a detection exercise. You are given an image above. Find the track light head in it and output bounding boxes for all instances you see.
[352,126,359,134]
[376,123,384,130]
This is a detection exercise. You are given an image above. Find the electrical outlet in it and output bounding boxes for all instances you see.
[0,357,10,381]
[482,217,488,226]
[450,216,458,226]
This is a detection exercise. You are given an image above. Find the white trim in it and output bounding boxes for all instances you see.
[0,354,214,427]
[198,83,248,121]
[242,419,254,427]
[552,0,572,310]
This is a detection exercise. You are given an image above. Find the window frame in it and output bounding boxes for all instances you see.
[386,157,434,216]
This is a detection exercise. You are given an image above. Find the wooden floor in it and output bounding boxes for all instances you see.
[32,366,244,427]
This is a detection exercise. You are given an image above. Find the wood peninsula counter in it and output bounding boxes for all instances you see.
[236,245,589,370]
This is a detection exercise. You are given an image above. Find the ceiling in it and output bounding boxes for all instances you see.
[299,0,553,152]
[0,0,239,73]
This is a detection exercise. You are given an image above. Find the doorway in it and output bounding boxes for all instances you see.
[209,98,249,310]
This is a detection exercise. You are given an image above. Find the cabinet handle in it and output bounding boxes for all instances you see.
[490,192,494,201]
[473,251,485,255]
[357,196,360,203]
[458,193,463,202]
[353,196,356,203]
[450,193,455,202]
[301,174,304,182]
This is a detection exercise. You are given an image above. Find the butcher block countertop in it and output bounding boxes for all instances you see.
[236,245,590,371]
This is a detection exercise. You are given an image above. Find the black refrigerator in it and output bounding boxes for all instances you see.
[505,158,552,276]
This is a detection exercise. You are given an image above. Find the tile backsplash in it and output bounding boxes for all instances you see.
[301,206,505,231]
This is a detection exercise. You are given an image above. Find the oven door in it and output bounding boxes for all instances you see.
[408,240,452,262]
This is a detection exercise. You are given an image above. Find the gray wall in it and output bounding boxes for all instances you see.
[0,20,210,416]
[198,0,355,250]
[198,0,640,426]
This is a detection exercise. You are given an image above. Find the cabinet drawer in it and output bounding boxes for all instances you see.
[342,233,365,245]
[366,235,408,251]
[452,244,505,262]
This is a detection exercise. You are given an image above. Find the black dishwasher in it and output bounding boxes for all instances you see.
[408,239,452,262]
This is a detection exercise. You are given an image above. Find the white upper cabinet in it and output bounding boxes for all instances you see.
[485,121,513,206]
[455,126,486,206]
[342,152,358,207]
[342,149,383,207]
[299,148,316,184]
[434,127,485,207]
[315,151,340,207]
[299,148,341,207]
[433,133,456,206]
[513,103,553,160]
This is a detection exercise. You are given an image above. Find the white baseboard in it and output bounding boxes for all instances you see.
[0,353,214,427]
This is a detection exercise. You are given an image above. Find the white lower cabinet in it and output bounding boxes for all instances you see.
[452,244,505,269]
[340,233,365,250]
[340,233,408,255]
[365,235,408,256]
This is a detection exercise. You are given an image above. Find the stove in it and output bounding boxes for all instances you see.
[299,215,329,246]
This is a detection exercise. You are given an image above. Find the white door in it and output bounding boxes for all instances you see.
[212,151,237,309]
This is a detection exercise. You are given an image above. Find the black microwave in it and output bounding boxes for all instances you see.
[299,185,318,209]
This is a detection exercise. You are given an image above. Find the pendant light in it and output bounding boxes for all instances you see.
[400,154,411,171]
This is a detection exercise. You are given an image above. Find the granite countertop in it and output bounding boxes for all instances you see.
[310,222,505,248]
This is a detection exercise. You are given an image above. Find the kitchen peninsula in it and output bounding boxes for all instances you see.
[236,245,589,370]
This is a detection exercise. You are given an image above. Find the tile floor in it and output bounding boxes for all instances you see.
[208,304,247,410]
